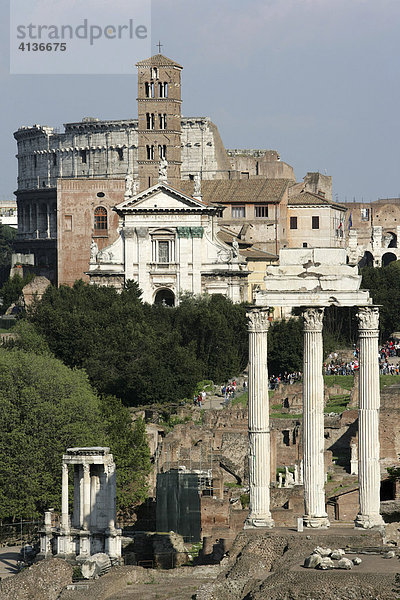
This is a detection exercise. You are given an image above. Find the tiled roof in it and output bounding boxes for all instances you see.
[135,54,183,68]
[288,191,347,210]
[179,179,292,205]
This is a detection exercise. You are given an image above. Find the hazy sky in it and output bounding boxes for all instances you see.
[1,0,399,202]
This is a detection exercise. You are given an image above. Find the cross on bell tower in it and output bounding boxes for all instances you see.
[156,41,163,53]
[136,53,183,190]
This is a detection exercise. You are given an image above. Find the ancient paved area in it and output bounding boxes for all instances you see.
[0,546,20,579]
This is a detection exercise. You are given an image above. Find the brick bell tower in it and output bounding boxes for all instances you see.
[136,53,183,190]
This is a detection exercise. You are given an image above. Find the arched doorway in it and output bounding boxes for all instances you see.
[382,252,397,267]
[358,251,374,267]
[154,288,175,306]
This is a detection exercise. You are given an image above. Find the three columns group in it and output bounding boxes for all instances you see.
[245,306,384,529]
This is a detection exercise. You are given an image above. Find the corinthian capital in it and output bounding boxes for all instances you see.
[247,308,270,332]
[356,306,379,331]
[303,307,324,332]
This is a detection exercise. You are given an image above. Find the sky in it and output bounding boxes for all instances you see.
[1,0,400,203]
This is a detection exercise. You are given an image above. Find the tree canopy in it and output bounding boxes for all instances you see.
[0,346,150,521]
[27,281,249,405]
[361,262,400,339]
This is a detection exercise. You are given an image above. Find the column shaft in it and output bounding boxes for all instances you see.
[82,463,91,530]
[61,463,69,529]
[244,308,274,528]
[303,307,329,528]
[355,306,384,528]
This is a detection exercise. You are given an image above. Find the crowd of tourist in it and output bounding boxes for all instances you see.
[323,340,400,377]
[269,372,302,389]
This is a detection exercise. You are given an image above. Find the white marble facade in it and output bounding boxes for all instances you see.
[88,182,248,305]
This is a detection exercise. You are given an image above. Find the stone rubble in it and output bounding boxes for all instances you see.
[303,547,362,570]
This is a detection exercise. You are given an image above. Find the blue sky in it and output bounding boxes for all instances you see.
[1,0,400,202]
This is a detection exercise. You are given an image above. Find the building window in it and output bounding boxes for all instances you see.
[151,231,175,264]
[145,82,151,97]
[146,145,154,160]
[53,153,57,166]
[159,113,167,129]
[34,154,37,168]
[158,241,169,263]
[151,67,158,79]
[116,148,123,161]
[361,208,370,221]
[303,242,308,248]
[312,216,320,229]
[159,82,168,98]
[94,206,107,231]
[290,216,298,229]
[146,113,155,129]
[158,144,167,159]
[255,205,268,218]
[80,149,87,164]
[232,206,246,218]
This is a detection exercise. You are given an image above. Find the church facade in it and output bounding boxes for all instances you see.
[88,181,248,305]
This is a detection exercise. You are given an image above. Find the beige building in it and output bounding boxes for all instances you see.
[287,191,346,249]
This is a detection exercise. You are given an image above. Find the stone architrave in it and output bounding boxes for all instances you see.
[302,307,330,528]
[355,306,384,528]
[244,308,274,528]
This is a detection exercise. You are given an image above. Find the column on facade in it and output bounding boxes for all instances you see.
[90,469,97,529]
[46,203,50,238]
[61,462,69,530]
[73,465,80,528]
[302,307,330,528]
[107,463,116,531]
[355,306,384,528]
[244,308,274,528]
[82,463,91,530]
[28,203,33,235]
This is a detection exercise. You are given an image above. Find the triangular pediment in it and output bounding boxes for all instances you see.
[115,182,211,212]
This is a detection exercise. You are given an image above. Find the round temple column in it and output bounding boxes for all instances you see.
[61,463,69,529]
[355,306,384,528]
[82,463,91,530]
[244,308,274,528]
[302,307,330,528]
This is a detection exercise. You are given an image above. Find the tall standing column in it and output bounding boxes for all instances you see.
[355,306,384,528]
[303,307,330,528]
[244,308,274,528]
[82,463,91,530]
[61,463,69,529]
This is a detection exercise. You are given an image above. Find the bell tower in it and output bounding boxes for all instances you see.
[136,54,183,190]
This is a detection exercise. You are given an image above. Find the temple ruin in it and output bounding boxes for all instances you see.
[39,447,122,560]
[245,248,384,529]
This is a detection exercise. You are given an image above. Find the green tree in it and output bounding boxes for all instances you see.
[28,283,249,405]
[0,347,152,520]
[361,262,400,339]
[267,317,303,375]
[0,272,34,314]
[0,224,17,269]
[0,348,106,520]
[101,396,151,511]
